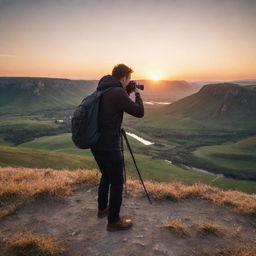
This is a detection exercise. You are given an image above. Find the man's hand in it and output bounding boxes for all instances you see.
[134,87,139,93]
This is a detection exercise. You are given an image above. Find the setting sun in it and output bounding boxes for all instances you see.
[150,75,160,81]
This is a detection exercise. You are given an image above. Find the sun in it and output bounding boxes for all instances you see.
[150,75,160,81]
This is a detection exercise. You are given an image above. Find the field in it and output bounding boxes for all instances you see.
[0,132,250,194]
[192,136,256,180]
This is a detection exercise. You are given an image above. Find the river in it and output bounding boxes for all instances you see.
[126,132,154,145]
[127,131,225,177]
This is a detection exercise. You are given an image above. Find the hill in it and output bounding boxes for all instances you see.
[0,77,97,115]
[122,83,256,179]
[163,83,256,128]
[0,166,255,256]
[191,136,256,180]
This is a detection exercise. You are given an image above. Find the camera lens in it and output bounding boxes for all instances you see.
[136,84,144,90]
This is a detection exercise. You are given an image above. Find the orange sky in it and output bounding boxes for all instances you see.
[0,0,255,81]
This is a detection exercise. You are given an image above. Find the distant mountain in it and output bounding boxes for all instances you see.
[190,79,256,87]
[232,79,256,86]
[0,77,97,114]
[0,77,201,115]
[137,79,199,102]
[162,83,256,130]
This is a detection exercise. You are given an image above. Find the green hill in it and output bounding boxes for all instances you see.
[162,83,256,130]
[191,136,256,180]
[0,77,97,115]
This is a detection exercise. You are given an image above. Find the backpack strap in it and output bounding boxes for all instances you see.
[97,87,115,96]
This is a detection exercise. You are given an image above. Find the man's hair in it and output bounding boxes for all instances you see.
[112,64,133,80]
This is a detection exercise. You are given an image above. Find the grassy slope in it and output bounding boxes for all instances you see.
[192,136,256,179]
[10,133,256,194]
[0,145,96,170]
[0,77,96,114]
[0,115,67,145]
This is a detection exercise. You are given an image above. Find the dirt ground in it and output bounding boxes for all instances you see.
[0,184,255,256]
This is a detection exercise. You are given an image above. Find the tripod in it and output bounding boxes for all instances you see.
[120,128,152,204]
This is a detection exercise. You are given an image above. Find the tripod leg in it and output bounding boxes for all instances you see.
[121,128,152,204]
[120,132,127,196]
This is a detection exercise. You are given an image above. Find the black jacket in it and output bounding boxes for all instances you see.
[91,74,144,151]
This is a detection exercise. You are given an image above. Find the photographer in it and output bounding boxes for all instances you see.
[90,64,144,231]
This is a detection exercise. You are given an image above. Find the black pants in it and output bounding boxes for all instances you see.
[90,148,124,223]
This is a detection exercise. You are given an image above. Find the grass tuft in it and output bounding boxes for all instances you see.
[4,230,65,256]
[157,219,189,236]
[216,243,256,256]
[196,222,225,236]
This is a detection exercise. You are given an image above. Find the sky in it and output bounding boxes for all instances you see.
[0,0,255,81]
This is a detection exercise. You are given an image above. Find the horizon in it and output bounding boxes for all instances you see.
[0,75,256,83]
[0,0,255,81]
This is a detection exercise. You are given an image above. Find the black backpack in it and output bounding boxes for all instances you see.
[71,87,113,149]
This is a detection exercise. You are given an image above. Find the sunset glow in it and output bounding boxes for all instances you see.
[0,0,255,81]
[150,75,160,81]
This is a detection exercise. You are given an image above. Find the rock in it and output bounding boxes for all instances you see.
[132,240,145,247]
[71,230,80,236]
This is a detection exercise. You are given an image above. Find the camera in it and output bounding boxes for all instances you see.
[126,80,144,95]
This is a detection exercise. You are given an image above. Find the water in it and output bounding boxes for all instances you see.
[145,101,170,105]
[183,164,224,177]
[165,160,225,177]
[127,132,225,178]
[126,132,154,145]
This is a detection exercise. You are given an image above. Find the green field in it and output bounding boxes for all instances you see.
[3,132,252,194]
[0,115,69,145]
[192,136,256,180]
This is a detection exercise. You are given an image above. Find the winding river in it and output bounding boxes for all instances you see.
[127,132,225,177]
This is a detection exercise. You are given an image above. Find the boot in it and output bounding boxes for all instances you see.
[107,216,133,231]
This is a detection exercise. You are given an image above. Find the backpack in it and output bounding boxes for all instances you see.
[71,87,114,149]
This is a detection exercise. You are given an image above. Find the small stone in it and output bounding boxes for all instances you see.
[136,234,144,238]
[122,238,127,242]
[71,230,80,236]
[132,241,145,247]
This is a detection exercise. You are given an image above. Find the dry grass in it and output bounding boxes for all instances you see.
[0,166,256,219]
[156,219,189,236]
[3,230,65,256]
[196,222,225,237]
[125,178,256,215]
[215,243,256,256]
[0,166,99,218]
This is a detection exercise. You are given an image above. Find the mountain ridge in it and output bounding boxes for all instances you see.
[162,83,256,129]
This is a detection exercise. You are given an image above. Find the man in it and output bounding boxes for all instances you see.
[90,64,144,232]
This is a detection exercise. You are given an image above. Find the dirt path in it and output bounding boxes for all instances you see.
[0,184,255,256]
